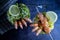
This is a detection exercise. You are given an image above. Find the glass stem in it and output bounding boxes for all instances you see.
[49,33,54,40]
[36,7,40,13]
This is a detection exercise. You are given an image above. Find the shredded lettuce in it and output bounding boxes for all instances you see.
[7,3,30,24]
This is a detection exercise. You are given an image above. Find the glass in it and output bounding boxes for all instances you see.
[35,5,54,40]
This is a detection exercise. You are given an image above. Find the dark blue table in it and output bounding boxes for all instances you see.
[17,0,60,40]
[0,0,60,40]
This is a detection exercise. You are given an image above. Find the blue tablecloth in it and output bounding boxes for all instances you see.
[0,0,60,40]
[17,0,60,40]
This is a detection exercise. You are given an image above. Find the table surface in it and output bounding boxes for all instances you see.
[0,0,60,40]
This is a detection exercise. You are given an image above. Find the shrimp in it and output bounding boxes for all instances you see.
[31,13,51,35]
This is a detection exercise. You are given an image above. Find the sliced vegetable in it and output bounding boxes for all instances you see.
[46,11,58,23]
[9,5,20,17]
